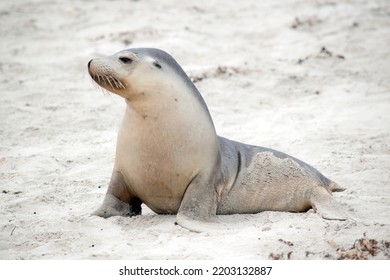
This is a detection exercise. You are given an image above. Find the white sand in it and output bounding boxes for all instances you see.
[0,0,389,260]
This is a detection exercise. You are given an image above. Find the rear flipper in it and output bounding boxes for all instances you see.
[311,186,348,220]
[327,181,346,193]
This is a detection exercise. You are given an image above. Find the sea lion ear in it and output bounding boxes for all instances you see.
[153,61,162,69]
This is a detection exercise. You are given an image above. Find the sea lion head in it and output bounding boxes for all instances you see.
[88,48,191,100]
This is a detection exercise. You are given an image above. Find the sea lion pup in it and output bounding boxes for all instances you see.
[88,48,347,232]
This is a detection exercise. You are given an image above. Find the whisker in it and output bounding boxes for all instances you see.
[110,76,120,89]
[106,76,114,89]
[119,80,126,89]
[101,88,110,95]
[89,71,126,92]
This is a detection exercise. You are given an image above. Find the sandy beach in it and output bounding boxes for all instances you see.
[0,0,389,260]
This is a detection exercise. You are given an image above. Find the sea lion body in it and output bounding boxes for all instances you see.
[116,98,218,214]
[88,48,347,232]
[216,137,341,215]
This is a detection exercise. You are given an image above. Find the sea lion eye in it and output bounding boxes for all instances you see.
[119,57,133,64]
[153,61,162,69]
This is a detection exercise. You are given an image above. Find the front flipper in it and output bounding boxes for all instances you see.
[311,186,348,221]
[176,174,226,233]
[93,169,141,218]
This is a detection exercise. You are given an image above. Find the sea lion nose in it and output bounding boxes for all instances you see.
[88,59,93,68]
